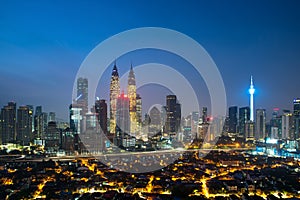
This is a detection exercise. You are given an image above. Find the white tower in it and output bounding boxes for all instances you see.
[248,76,255,122]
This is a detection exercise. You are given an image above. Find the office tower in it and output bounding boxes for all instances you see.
[17,106,32,145]
[85,112,98,131]
[270,108,282,139]
[110,63,120,135]
[77,77,88,115]
[282,110,293,139]
[294,98,300,116]
[69,104,83,134]
[239,107,250,138]
[27,105,34,133]
[128,65,137,134]
[34,106,46,139]
[49,112,56,122]
[191,111,199,134]
[165,95,181,133]
[0,102,16,144]
[245,121,255,139]
[293,98,300,139]
[248,76,255,122]
[45,121,59,153]
[255,109,266,140]
[149,106,161,136]
[136,94,142,133]
[228,106,238,133]
[95,99,108,135]
[115,92,130,146]
[202,107,207,123]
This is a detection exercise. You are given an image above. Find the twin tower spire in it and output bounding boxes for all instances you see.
[109,62,137,135]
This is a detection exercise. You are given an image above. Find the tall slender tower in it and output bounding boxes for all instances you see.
[128,65,137,134]
[248,76,255,122]
[110,63,120,135]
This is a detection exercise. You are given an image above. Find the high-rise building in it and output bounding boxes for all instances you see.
[270,108,282,139]
[49,112,56,122]
[77,77,88,115]
[27,105,34,133]
[115,92,130,146]
[255,109,266,140]
[0,102,16,144]
[17,106,32,145]
[45,121,59,153]
[294,98,300,116]
[239,106,250,138]
[136,94,142,133]
[282,110,293,139]
[165,95,181,133]
[228,106,238,133]
[128,65,137,134]
[191,111,199,134]
[293,98,300,139]
[149,106,161,136]
[110,63,120,135]
[202,107,207,123]
[34,106,47,139]
[95,99,108,135]
[69,104,83,134]
[248,76,255,122]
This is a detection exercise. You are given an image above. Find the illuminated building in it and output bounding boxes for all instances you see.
[69,104,83,134]
[270,108,282,139]
[127,65,137,134]
[282,110,293,139]
[45,121,59,153]
[109,63,120,135]
[293,98,300,139]
[165,95,181,134]
[228,106,238,133]
[294,98,300,116]
[239,106,250,138]
[136,94,142,134]
[115,92,130,146]
[77,77,88,115]
[17,106,32,145]
[248,76,255,122]
[255,109,266,140]
[95,99,108,135]
[149,106,161,137]
[191,111,199,134]
[49,112,56,122]
[0,102,16,144]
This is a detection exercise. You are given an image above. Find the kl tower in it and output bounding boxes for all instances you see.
[249,76,255,122]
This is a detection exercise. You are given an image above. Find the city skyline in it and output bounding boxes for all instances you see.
[1,1,300,120]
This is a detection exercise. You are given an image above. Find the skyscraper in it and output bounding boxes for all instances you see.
[0,102,16,144]
[293,98,300,139]
[165,95,181,133]
[294,98,300,116]
[17,106,32,145]
[77,77,88,115]
[248,76,255,122]
[282,110,293,139]
[136,94,142,133]
[128,65,137,134]
[95,99,108,135]
[115,92,130,146]
[49,112,56,122]
[239,106,250,137]
[255,109,266,140]
[110,63,120,135]
[149,106,161,136]
[228,106,238,133]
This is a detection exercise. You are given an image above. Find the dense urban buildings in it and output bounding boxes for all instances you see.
[2,68,300,199]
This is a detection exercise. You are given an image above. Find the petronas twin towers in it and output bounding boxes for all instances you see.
[109,63,139,136]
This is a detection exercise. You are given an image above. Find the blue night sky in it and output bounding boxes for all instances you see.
[1,0,300,120]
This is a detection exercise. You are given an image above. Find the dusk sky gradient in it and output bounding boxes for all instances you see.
[1,0,300,120]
